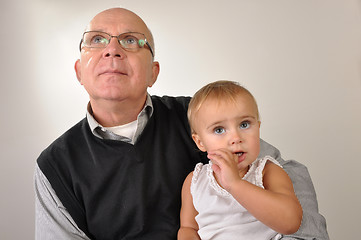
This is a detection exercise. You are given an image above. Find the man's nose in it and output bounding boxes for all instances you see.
[102,37,126,58]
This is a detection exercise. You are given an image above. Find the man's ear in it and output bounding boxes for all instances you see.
[74,59,82,84]
[192,133,206,152]
[148,61,160,87]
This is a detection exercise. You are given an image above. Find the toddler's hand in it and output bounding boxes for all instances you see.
[207,149,242,192]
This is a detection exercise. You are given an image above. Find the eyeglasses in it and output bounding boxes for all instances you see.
[79,31,154,57]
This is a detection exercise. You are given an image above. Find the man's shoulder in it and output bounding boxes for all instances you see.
[150,95,192,124]
[38,118,87,161]
[151,95,191,108]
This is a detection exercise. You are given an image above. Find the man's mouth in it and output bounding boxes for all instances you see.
[99,69,127,76]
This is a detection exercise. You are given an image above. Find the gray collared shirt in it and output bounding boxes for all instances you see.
[87,94,154,144]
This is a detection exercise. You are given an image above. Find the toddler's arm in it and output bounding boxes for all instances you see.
[178,172,201,240]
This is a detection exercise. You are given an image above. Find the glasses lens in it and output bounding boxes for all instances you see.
[80,31,152,56]
[119,33,146,49]
[83,32,110,48]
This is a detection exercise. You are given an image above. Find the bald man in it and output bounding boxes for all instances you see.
[35,8,329,240]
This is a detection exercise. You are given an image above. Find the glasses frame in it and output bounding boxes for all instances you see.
[79,31,154,57]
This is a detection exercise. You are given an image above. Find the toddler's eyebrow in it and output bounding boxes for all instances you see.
[206,120,224,130]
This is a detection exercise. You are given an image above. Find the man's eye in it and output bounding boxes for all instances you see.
[214,127,225,134]
[92,36,108,44]
[123,36,137,45]
[240,121,250,129]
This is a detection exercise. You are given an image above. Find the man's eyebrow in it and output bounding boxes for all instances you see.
[87,29,138,34]
[87,29,107,33]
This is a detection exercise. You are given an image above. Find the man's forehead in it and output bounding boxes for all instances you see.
[86,9,147,33]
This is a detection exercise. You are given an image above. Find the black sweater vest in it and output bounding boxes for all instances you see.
[37,96,207,240]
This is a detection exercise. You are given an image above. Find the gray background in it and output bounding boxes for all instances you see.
[1,0,360,239]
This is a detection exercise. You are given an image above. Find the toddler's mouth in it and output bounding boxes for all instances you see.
[235,152,246,163]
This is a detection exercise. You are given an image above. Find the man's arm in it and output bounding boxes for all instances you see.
[34,164,91,240]
[259,139,329,240]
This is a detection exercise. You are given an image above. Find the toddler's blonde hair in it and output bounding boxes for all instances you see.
[188,80,259,133]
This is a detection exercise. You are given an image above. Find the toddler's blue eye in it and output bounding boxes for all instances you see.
[240,121,250,129]
[214,127,225,134]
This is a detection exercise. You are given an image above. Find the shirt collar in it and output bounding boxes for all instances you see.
[86,94,153,139]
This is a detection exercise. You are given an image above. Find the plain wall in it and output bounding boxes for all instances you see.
[1,0,360,239]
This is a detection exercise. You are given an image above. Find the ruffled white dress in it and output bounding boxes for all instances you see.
[191,156,283,240]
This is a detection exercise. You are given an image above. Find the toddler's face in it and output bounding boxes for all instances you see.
[192,94,261,171]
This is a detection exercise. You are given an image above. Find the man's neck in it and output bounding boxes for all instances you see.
[89,97,146,127]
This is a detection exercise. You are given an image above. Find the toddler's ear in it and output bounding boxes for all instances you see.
[192,134,206,152]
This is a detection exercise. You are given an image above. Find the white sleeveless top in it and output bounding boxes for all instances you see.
[191,156,283,240]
